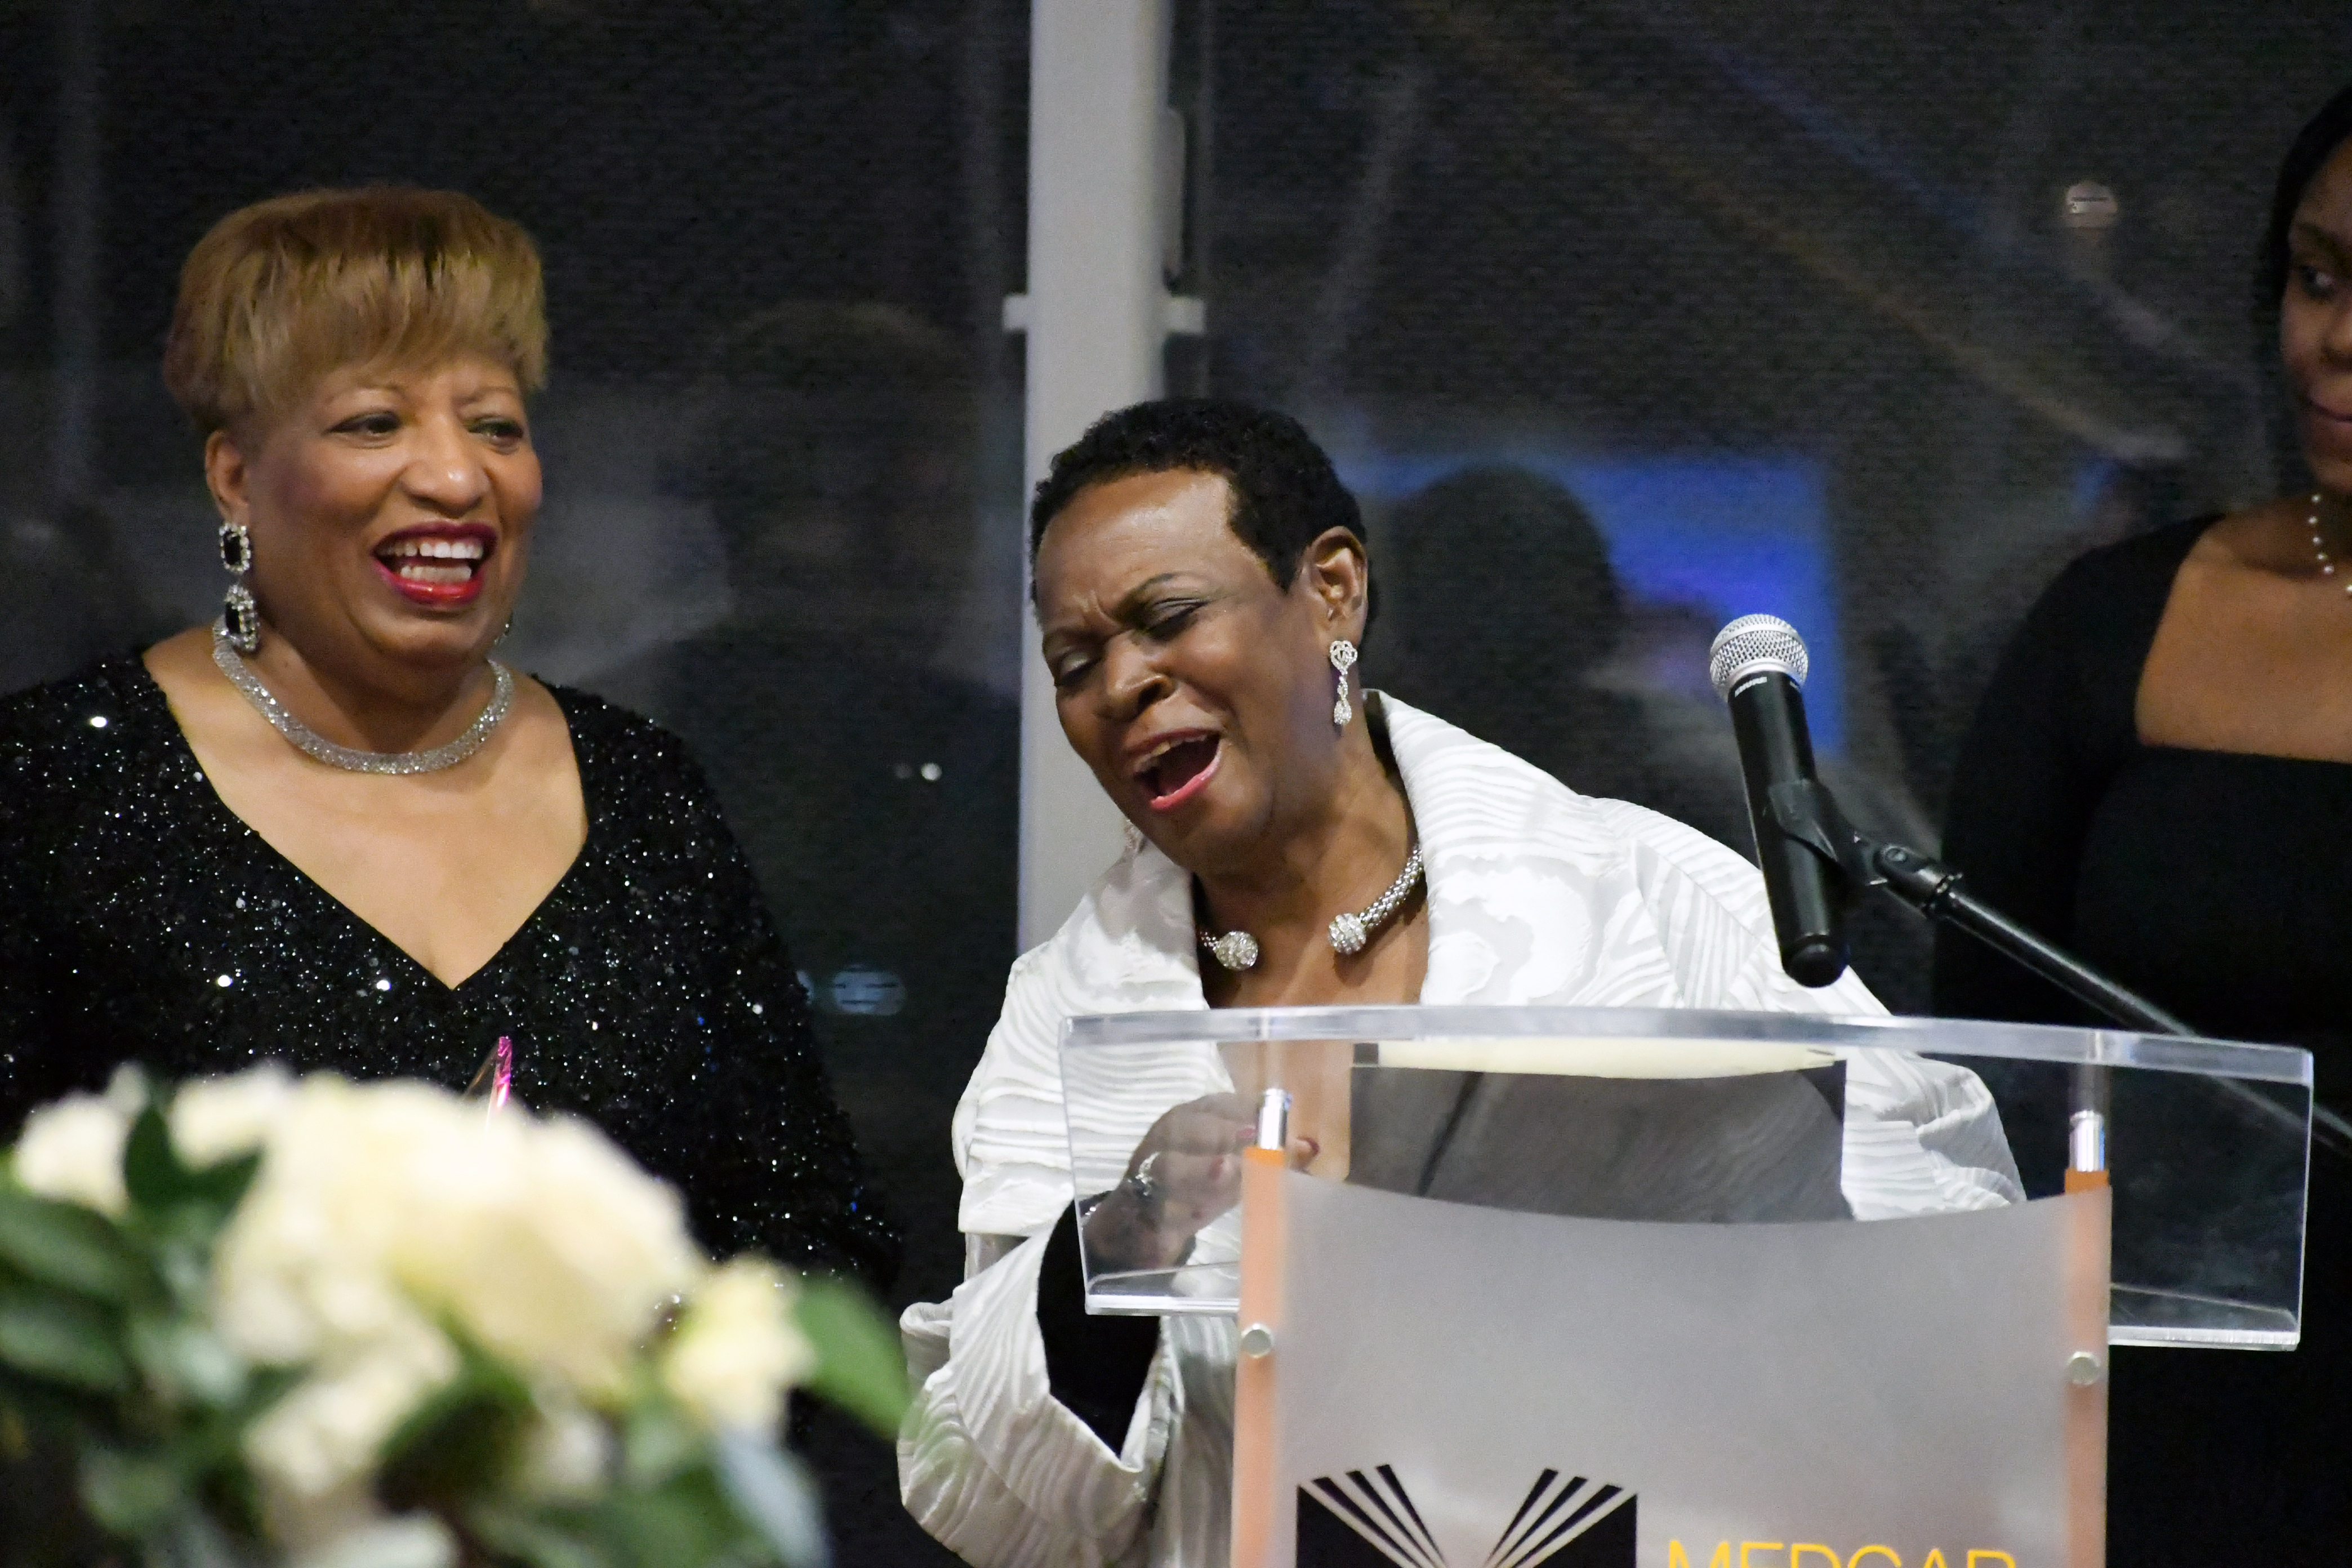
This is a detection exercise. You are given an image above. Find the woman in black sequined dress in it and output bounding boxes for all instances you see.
[0,186,894,1285]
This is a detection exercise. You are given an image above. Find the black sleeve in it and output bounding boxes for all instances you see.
[0,691,81,1138]
[638,721,904,1290]
[706,853,903,1288]
[0,716,48,1128]
[1931,522,2199,1024]
[1036,1207,1161,1451]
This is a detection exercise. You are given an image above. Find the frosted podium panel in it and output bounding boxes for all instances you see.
[1058,1006,2310,1347]
[1235,1166,2109,1568]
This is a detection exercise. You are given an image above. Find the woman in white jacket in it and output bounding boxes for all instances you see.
[898,399,2019,1567]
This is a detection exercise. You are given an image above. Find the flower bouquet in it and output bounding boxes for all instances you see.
[0,1067,907,1567]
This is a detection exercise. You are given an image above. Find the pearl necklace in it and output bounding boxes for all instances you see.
[2309,492,2352,595]
[212,620,514,775]
[1199,842,1425,972]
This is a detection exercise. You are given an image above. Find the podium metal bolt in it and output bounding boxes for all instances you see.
[1239,1323,1276,1358]
[2066,1351,2105,1386]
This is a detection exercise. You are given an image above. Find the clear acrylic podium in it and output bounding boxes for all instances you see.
[1058,1007,2312,1568]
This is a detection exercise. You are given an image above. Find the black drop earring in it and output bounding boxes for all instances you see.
[219,519,260,654]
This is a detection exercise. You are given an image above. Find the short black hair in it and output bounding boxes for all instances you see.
[1028,398,1374,630]
[2260,84,2352,340]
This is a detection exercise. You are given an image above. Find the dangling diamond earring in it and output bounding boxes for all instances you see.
[1329,638,1358,728]
[218,519,260,654]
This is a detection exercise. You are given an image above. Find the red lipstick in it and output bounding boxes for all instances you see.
[372,523,497,609]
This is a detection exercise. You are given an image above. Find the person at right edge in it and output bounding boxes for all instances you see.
[1935,85,2352,1566]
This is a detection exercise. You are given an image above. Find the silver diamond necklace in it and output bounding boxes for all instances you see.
[211,620,514,775]
[2310,492,2352,595]
[1199,841,1425,972]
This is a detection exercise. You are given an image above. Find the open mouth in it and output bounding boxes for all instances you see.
[1133,733,1222,812]
[372,527,495,606]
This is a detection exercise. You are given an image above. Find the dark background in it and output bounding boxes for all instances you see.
[3,2,2346,1560]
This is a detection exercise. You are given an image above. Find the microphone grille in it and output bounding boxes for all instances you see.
[1708,614,1809,698]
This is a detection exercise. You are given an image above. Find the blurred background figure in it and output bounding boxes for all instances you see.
[618,303,1011,1565]
[1873,454,2190,818]
[1375,465,1935,1009]
[1374,467,1648,798]
[625,300,1016,1313]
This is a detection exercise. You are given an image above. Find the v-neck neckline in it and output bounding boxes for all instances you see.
[123,656,598,996]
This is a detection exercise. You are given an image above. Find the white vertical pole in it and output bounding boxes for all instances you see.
[1018,0,1169,949]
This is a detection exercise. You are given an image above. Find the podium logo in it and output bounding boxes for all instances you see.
[1299,1467,1635,1568]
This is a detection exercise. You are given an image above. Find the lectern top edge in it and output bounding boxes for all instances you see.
[1060,1003,2313,1086]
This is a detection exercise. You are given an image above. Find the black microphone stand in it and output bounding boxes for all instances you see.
[1771,779,2352,1161]
[1762,777,2191,1037]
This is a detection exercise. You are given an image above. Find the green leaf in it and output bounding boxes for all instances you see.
[376,1345,533,1513]
[127,1314,247,1409]
[602,1471,746,1567]
[79,1442,182,1535]
[0,1187,147,1304]
[618,1400,703,1491]
[120,1101,254,1249]
[121,1103,193,1214]
[152,1505,263,1568]
[239,1361,306,1419]
[792,1276,909,1437]
[182,1148,262,1213]
[0,1293,129,1394]
[468,1504,613,1568]
[0,1362,100,1431]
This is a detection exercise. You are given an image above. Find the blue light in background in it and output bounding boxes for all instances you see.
[1338,451,1845,754]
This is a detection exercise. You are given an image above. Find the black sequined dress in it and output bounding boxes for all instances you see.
[0,656,898,1285]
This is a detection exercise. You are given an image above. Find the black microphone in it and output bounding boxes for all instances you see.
[1708,615,1848,987]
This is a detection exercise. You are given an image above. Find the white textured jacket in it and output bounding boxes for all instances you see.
[898,697,2020,1568]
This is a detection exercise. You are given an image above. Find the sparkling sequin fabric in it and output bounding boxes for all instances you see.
[0,657,898,1285]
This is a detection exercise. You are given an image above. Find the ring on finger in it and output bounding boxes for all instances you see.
[1126,1151,1163,1209]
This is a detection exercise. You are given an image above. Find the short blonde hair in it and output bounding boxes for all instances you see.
[163,186,547,435]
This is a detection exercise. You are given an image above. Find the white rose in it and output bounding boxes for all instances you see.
[390,1111,702,1395]
[172,1064,296,1166]
[215,1072,709,1511]
[256,1475,380,1562]
[216,1080,476,1507]
[269,1485,455,1568]
[662,1258,816,1432]
[213,1077,430,1368]
[14,1094,130,1216]
[288,1514,456,1568]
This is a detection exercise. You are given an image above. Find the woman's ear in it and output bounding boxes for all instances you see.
[1300,527,1371,642]
[203,428,251,525]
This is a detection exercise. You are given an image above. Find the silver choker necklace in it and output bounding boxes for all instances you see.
[211,620,514,775]
[1200,842,1425,972]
